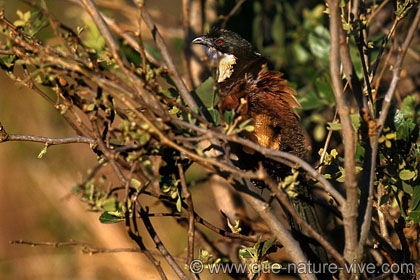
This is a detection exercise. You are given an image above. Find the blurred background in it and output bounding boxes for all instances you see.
[1,0,419,279]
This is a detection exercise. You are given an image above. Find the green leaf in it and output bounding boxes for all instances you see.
[399,169,415,181]
[0,55,16,69]
[176,195,182,212]
[327,122,342,131]
[408,210,420,223]
[410,187,420,211]
[244,125,254,132]
[401,95,417,119]
[37,146,48,159]
[102,197,117,212]
[313,124,326,142]
[315,77,335,105]
[238,248,252,259]
[223,110,235,125]
[195,77,217,109]
[99,211,124,224]
[292,43,310,63]
[308,25,330,63]
[351,113,361,131]
[86,103,96,111]
[207,108,220,126]
[130,178,141,189]
[298,90,328,110]
[394,110,416,140]
[261,237,277,258]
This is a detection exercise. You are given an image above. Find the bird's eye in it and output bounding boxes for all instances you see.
[216,39,223,45]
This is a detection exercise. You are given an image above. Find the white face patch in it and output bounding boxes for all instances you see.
[217,53,237,83]
[202,46,237,83]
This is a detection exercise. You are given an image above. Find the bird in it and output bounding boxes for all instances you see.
[192,28,330,268]
[192,28,306,159]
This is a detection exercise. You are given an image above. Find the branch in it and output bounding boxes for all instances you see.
[238,182,316,280]
[76,0,166,117]
[178,163,195,266]
[0,122,96,146]
[10,239,185,261]
[142,191,283,246]
[138,204,189,280]
[170,117,345,207]
[327,0,358,263]
[260,169,346,267]
[141,7,200,112]
[220,0,246,29]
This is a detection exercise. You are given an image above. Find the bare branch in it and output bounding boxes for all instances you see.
[138,203,189,280]
[178,163,196,267]
[10,239,185,261]
[327,0,358,263]
[0,123,96,146]
[220,0,246,29]
[238,184,316,280]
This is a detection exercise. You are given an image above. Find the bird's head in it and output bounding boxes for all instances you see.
[192,28,265,84]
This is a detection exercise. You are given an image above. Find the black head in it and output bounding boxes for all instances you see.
[193,28,265,85]
[192,28,260,61]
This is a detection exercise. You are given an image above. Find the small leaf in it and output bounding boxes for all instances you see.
[399,169,415,181]
[238,248,252,259]
[385,132,396,139]
[86,104,96,111]
[130,178,141,189]
[313,124,325,141]
[99,211,124,224]
[244,125,254,132]
[410,187,420,211]
[195,77,217,109]
[102,197,117,212]
[298,90,328,110]
[176,196,182,212]
[327,122,342,131]
[350,114,361,131]
[37,146,48,159]
[408,210,420,223]
[261,237,277,258]
[207,108,220,125]
[315,78,335,105]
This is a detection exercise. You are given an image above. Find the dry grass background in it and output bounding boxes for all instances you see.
[0,1,193,279]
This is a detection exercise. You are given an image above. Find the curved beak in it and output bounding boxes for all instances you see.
[192,36,212,47]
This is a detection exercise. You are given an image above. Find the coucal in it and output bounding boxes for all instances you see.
[193,28,330,268]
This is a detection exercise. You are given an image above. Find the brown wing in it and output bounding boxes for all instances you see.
[219,70,306,158]
[246,71,306,158]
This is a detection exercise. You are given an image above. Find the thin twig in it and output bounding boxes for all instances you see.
[138,204,189,280]
[366,0,391,26]
[10,239,185,261]
[0,129,96,147]
[142,190,281,246]
[220,0,246,29]
[141,8,200,112]
[169,117,345,207]
[178,163,196,267]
